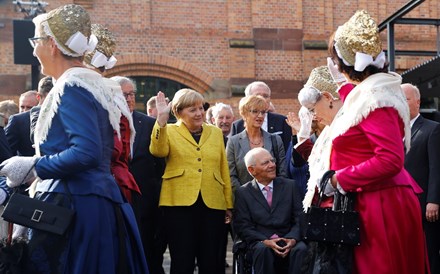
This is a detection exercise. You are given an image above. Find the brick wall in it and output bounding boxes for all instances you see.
[0,0,439,114]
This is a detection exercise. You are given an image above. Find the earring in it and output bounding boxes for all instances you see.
[329,101,333,109]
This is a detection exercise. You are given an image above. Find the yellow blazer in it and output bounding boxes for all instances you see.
[150,120,233,210]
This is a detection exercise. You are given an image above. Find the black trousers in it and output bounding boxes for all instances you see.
[163,194,226,274]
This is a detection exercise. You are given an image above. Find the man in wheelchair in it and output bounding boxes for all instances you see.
[233,147,306,274]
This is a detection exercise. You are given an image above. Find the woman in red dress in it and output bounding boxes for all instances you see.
[325,10,429,274]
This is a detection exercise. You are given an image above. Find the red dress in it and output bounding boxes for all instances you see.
[331,95,428,273]
[111,115,140,203]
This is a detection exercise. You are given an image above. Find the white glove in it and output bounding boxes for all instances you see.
[327,57,346,83]
[297,106,313,139]
[0,156,38,188]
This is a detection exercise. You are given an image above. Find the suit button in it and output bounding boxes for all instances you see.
[198,169,202,172]
[197,158,201,161]
[196,148,200,151]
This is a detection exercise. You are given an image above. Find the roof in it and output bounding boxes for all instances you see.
[401,55,440,98]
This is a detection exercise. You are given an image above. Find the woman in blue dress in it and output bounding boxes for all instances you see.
[0,4,148,274]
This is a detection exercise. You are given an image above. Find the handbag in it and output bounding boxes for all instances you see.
[304,170,360,246]
[1,181,75,236]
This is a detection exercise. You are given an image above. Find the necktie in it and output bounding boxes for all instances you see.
[264,185,272,207]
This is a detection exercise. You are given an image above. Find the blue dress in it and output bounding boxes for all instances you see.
[32,77,149,274]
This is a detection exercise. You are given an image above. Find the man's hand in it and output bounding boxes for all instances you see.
[426,203,439,222]
[262,238,297,258]
[156,91,171,127]
[225,209,232,224]
[286,112,301,135]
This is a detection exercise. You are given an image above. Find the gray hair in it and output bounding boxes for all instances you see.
[298,85,322,110]
[110,76,136,90]
[401,83,420,100]
[0,100,19,118]
[244,147,270,169]
[244,81,271,97]
[211,102,233,119]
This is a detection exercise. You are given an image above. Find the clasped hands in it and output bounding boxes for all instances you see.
[262,237,297,258]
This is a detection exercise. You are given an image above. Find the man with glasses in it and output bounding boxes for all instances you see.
[231,81,291,150]
[111,76,167,274]
[233,147,306,274]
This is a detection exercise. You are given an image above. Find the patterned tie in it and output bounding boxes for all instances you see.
[264,185,272,207]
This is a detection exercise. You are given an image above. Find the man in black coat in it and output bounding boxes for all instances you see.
[112,76,166,274]
[230,81,291,150]
[402,83,440,274]
[233,147,306,274]
[5,90,39,156]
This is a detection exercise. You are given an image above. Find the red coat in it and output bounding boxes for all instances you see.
[332,105,428,273]
[111,115,140,203]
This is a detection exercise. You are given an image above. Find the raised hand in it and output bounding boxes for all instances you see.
[286,112,301,135]
[156,91,171,127]
[327,57,347,84]
[297,106,313,140]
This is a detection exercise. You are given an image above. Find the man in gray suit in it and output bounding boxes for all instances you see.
[233,147,306,274]
[402,83,440,274]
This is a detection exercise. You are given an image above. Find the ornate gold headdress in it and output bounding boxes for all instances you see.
[334,10,385,72]
[84,24,117,70]
[305,66,339,98]
[40,4,97,57]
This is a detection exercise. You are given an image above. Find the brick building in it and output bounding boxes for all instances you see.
[0,0,438,115]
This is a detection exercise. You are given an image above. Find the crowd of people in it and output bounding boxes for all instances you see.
[0,4,437,274]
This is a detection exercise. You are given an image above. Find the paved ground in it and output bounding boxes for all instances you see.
[162,234,234,274]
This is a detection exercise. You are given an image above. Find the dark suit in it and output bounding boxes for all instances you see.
[404,115,440,274]
[0,127,12,163]
[129,111,166,274]
[231,112,291,150]
[233,177,306,274]
[5,111,35,156]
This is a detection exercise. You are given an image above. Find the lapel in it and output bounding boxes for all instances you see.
[132,111,143,158]
[237,130,251,153]
[411,115,424,140]
[267,112,274,133]
[262,130,273,151]
[174,121,211,147]
[271,178,284,211]
[249,179,271,212]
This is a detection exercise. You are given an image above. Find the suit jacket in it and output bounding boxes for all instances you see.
[130,111,165,216]
[5,111,35,156]
[233,177,303,244]
[404,115,440,217]
[150,120,233,210]
[226,129,287,190]
[0,127,12,163]
[231,112,291,150]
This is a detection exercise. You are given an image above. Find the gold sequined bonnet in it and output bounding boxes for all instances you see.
[42,4,92,57]
[334,10,382,67]
[84,24,116,67]
[305,66,339,98]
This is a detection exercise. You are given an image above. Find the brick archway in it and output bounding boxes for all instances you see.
[104,54,214,94]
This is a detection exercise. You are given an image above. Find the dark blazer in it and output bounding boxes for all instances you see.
[404,115,440,217]
[130,111,165,218]
[233,177,303,244]
[4,111,35,156]
[231,112,291,150]
[404,115,440,273]
[0,127,12,163]
[129,111,166,273]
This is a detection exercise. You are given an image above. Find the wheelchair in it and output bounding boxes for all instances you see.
[232,238,289,274]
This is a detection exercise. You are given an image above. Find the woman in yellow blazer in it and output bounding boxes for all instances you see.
[150,89,233,274]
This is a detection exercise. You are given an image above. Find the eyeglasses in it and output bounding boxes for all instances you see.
[123,91,136,99]
[249,109,268,116]
[28,36,49,48]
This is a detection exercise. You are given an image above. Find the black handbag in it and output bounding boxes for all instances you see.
[1,182,75,236]
[304,170,360,246]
